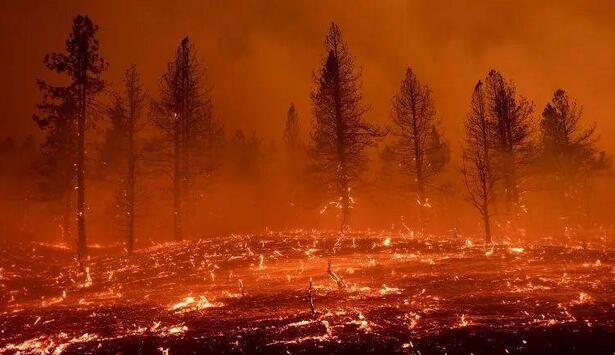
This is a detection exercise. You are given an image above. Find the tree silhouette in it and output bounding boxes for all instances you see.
[229,130,263,179]
[391,67,448,222]
[462,81,496,243]
[152,37,214,241]
[540,89,608,210]
[484,70,533,213]
[283,103,302,150]
[310,23,381,230]
[104,65,146,254]
[36,15,107,258]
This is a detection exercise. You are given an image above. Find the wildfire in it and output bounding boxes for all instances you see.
[170,296,222,312]
[509,247,525,254]
[1,230,612,353]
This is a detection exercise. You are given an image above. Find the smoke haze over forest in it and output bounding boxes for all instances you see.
[0,0,614,245]
[2,3,615,354]
[1,0,614,146]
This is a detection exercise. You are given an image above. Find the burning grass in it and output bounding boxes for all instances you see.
[0,231,614,354]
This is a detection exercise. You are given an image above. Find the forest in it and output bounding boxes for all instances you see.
[0,16,611,254]
[0,6,614,354]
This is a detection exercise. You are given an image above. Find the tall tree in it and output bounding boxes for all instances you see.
[540,89,608,208]
[484,70,533,212]
[310,23,381,230]
[104,65,146,254]
[283,103,302,149]
[152,37,213,241]
[37,15,107,258]
[462,81,496,243]
[391,67,448,216]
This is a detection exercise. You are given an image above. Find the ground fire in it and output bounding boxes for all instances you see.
[0,1,614,354]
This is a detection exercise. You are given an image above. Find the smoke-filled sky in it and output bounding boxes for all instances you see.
[1,0,614,151]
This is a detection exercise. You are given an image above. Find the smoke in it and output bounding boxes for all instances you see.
[0,0,613,243]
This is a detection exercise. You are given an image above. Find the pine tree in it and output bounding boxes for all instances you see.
[540,89,608,207]
[104,65,146,253]
[391,67,448,217]
[37,15,107,258]
[484,70,533,213]
[152,37,214,241]
[462,81,496,243]
[310,23,381,230]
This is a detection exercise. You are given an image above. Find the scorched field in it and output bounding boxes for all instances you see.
[1,231,614,354]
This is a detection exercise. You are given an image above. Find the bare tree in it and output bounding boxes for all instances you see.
[484,70,533,213]
[37,15,107,259]
[391,67,448,220]
[104,65,146,253]
[152,37,213,241]
[310,23,381,230]
[462,81,496,243]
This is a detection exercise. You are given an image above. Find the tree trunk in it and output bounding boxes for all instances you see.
[482,206,492,244]
[127,126,135,253]
[331,54,348,231]
[76,83,87,260]
[181,137,190,238]
[410,93,426,230]
[173,120,183,241]
[62,186,72,242]
[340,178,350,231]
[414,147,426,231]
[503,151,518,212]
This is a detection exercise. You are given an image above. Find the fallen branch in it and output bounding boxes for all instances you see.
[327,260,346,289]
[307,279,316,317]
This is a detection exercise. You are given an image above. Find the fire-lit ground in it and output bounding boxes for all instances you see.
[1,232,614,354]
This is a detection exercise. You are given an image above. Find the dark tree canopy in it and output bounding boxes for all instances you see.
[391,67,448,208]
[35,15,107,258]
[540,89,608,202]
[43,15,107,101]
[310,22,381,229]
[103,65,146,253]
[484,69,534,211]
[152,37,218,240]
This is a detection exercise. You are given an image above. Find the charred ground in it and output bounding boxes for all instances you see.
[1,231,614,354]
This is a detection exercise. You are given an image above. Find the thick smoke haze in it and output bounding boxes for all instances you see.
[0,0,613,244]
[1,0,613,148]
[1,4,615,353]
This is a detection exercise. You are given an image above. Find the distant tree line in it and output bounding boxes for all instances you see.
[31,16,610,258]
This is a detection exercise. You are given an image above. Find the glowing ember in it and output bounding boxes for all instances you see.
[0,231,613,353]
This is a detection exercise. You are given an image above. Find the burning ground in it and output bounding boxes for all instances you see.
[0,231,614,354]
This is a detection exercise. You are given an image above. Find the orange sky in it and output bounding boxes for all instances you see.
[1,0,613,151]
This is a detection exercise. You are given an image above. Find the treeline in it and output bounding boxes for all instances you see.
[27,17,610,258]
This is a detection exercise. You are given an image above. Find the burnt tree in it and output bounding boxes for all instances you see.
[484,70,533,213]
[391,67,448,222]
[37,15,106,258]
[152,37,213,241]
[540,89,608,214]
[310,23,381,230]
[104,65,146,253]
[462,81,496,243]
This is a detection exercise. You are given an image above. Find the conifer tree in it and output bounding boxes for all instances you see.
[310,23,381,230]
[36,15,107,258]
